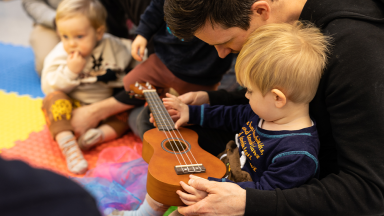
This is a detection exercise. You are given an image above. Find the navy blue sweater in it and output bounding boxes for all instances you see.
[135,0,233,85]
[189,104,320,190]
[0,158,101,216]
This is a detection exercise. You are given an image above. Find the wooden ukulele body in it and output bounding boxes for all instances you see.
[142,127,227,206]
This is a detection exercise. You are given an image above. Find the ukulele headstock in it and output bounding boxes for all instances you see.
[128,82,156,99]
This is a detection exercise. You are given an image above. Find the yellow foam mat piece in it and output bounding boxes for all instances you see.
[0,91,45,149]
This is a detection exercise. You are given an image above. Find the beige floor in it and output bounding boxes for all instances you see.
[0,0,33,46]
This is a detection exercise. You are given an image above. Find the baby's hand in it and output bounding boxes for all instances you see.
[67,51,86,74]
[162,93,189,129]
[177,179,208,205]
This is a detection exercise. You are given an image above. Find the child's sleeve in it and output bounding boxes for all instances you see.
[41,43,80,95]
[237,137,319,190]
[239,154,318,190]
[135,0,165,41]
[188,104,255,132]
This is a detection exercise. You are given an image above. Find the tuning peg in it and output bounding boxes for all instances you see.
[139,86,142,90]
[146,82,150,86]
[135,82,139,87]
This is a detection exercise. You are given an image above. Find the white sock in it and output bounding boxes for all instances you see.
[78,128,104,150]
[57,134,88,174]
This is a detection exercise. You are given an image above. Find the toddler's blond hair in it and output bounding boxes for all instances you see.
[56,0,107,29]
[236,21,331,104]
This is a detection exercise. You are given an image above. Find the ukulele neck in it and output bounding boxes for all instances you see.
[143,90,176,131]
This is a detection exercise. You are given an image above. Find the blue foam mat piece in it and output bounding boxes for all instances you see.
[0,43,44,98]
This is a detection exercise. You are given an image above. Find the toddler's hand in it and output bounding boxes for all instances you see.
[177,177,208,205]
[149,108,180,128]
[131,35,147,62]
[67,51,86,74]
[163,93,189,129]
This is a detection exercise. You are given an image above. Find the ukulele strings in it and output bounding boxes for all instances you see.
[140,86,185,165]
[146,92,191,166]
[146,91,200,169]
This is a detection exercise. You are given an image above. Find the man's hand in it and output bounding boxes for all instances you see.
[67,51,86,74]
[178,91,210,105]
[162,93,189,129]
[177,175,246,216]
[131,35,147,62]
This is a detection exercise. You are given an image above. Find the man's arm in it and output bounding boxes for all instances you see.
[246,18,384,216]
[177,18,384,216]
[135,0,166,41]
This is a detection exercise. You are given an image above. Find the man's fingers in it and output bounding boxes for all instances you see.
[139,46,145,60]
[188,175,211,192]
[178,203,201,216]
[131,45,141,61]
[166,93,177,99]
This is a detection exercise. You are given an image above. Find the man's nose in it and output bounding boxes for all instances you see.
[214,45,232,59]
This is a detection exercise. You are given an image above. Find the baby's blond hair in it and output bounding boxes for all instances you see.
[56,0,107,29]
[236,21,331,104]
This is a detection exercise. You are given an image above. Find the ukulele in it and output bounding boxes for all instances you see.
[129,82,227,206]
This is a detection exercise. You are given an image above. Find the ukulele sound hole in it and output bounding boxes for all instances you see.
[164,140,187,152]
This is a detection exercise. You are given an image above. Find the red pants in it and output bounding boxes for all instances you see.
[123,54,219,96]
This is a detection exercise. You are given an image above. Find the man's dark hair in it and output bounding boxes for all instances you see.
[164,0,257,40]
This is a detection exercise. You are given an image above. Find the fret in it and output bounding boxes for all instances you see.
[143,90,176,131]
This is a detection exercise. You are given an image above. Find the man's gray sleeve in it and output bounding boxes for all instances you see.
[22,0,57,29]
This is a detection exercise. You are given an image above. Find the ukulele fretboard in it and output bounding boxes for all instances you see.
[143,90,176,131]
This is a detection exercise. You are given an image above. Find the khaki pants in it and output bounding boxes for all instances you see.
[30,24,60,76]
[42,91,129,139]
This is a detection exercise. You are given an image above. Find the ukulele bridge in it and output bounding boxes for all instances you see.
[174,164,206,175]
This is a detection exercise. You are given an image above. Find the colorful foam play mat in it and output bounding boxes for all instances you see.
[0,43,177,215]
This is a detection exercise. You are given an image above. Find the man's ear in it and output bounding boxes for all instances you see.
[250,1,271,21]
[96,25,106,41]
[271,89,286,108]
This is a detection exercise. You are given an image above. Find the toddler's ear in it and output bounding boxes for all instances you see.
[271,89,286,108]
[96,25,106,41]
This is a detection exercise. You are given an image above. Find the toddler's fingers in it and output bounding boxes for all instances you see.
[175,119,185,129]
[180,181,198,195]
[179,196,196,206]
[176,190,198,202]
[73,51,80,58]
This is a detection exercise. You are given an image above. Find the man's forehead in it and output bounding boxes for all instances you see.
[194,23,233,45]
